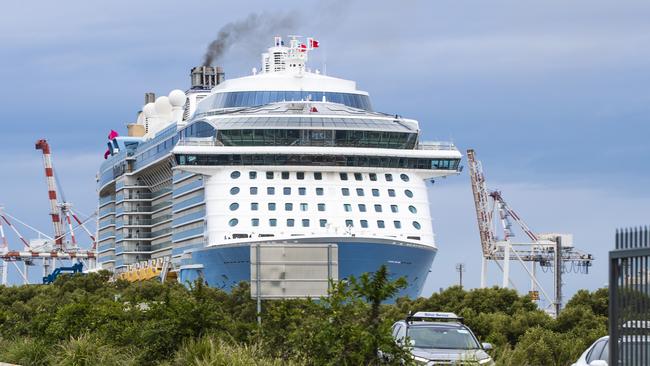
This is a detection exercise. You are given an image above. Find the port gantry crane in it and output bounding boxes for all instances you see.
[466,149,593,315]
[0,139,96,285]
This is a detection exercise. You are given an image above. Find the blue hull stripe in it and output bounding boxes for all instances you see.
[179,241,436,298]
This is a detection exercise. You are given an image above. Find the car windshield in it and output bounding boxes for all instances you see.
[407,326,481,350]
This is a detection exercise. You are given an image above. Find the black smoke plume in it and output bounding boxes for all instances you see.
[203,12,299,66]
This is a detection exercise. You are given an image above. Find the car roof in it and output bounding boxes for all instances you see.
[397,320,466,328]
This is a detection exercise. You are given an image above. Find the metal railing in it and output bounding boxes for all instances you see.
[610,226,650,365]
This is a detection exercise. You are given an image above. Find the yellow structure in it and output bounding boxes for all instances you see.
[116,257,177,282]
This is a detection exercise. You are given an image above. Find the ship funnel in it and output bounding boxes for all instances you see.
[190,66,225,90]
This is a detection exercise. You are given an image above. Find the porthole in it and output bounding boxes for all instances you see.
[404,189,413,198]
[228,218,238,227]
[413,221,422,230]
[409,205,417,214]
[229,203,239,211]
[400,174,409,182]
[230,187,240,195]
[230,171,241,179]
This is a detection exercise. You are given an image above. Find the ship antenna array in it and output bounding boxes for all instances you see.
[466,149,594,316]
[0,139,97,285]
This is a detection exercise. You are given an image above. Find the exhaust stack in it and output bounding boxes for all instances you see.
[190,66,225,90]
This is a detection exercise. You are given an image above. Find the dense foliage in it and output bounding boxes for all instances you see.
[0,268,608,366]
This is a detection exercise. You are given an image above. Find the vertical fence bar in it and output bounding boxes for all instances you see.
[611,226,650,366]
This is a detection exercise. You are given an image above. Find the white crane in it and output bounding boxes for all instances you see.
[467,149,593,315]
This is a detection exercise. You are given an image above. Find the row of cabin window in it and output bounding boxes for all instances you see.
[228,218,422,230]
[229,186,414,198]
[231,171,410,182]
[229,202,418,214]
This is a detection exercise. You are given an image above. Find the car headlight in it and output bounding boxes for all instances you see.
[478,357,494,365]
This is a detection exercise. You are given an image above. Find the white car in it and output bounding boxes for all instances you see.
[572,336,609,366]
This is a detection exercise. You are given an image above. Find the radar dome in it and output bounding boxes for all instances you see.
[169,89,186,107]
[143,103,156,117]
[154,96,172,117]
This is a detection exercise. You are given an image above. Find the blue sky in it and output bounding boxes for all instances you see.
[1,1,649,302]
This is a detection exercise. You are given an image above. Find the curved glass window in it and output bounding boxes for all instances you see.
[216,129,417,150]
[400,174,410,182]
[229,203,239,211]
[230,171,241,179]
[179,121,216,139]
[198,91,373,112]
[405,189,414,198]
[228,218,238,227]
[230,187,240,195]
[413,221,422,230]
[409,205,417,214]
[177,154,460,172]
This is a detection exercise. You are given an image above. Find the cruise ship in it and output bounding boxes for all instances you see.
[97,36,462,298]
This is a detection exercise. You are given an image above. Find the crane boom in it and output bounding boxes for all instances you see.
[35,139,66,249]
[467,149,496,256]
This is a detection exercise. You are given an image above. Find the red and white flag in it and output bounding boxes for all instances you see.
[308,38,320,49]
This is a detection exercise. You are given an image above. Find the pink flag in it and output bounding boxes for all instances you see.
[108,130,119,140]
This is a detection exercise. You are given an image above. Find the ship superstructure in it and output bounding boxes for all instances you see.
[97,36,461,297]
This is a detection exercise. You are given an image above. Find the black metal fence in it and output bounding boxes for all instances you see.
[610,227,650,365]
